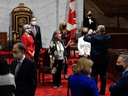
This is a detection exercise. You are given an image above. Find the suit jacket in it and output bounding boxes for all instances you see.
[78,36,91,56]
[83,33,111,64]
[84,17,96,30]
[22,25,42,53]
[68,74,100,96]
[109,70,128,96]
[11,57,37,96]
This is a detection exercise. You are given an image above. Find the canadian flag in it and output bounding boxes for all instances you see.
[67,0,77,43]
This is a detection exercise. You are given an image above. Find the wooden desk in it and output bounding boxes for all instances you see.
[0,32,7,49]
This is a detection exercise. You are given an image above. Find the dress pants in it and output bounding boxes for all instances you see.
[53,60,63,86]
[91,63,108,93]
[34,52,39,68]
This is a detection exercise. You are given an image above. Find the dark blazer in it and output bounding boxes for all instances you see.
[84,17,96,30]
[109,70,128,96]
[22,25,42,52]
[11,57,37,96]
[83,33,111,64]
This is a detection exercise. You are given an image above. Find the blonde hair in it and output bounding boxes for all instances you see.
[74,57,93,75]
[81,27,88,36]
[59,20,67,31]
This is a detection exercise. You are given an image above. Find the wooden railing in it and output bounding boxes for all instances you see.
[107,48,128,82]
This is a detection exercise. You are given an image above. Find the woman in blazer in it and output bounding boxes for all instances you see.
[68,57,100,96]
[21,24,35,60]
[48,30,67,88]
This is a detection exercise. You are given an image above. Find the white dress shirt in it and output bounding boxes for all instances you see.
[78,36,91,56]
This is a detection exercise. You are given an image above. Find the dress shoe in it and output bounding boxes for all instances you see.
[64,75,68,80]
[53,85,57,88]
[58,84,63,87]
[99,91,105,95]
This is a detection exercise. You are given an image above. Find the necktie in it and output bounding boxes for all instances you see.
[33,27,36,37]
[15,61,21,78]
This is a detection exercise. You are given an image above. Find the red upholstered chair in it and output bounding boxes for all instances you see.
[70,29,81,57]
[38,49,52,85]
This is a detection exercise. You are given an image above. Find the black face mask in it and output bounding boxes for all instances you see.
[83,32,87,35]
[62,25,66,29]
[116,65,123,72]
[88,14,92,17]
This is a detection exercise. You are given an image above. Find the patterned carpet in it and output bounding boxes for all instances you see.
[35,53,114,96]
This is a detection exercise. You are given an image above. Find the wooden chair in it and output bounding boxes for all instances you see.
[39,49,52,85]
[70,30,81,57]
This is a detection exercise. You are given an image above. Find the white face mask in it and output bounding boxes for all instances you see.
[26,29,31,32]
[32,21,36,26]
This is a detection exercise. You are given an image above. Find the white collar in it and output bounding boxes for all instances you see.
[25,32,30,37]
[123,68,128,74]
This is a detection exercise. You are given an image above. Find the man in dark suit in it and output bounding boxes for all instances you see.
[84,11,96,30]
[11,42,37,96]
[83,25,111,95]
[109,54,128,96]
[22,16,42,67]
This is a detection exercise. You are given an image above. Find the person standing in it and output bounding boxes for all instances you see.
[0,57,15,96]
[11,42,37,96]
[84,11,96,31]
[59,20,71,79]
[68,57,100,96]
[83,25,111,95]
[21,24,35,60]
[22,16,42,67]
[109,54,128,96]
[48,30,67,88]
[78,27,91,59]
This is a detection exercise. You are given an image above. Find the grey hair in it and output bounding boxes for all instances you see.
[14,42,26,53]
[98,25,105,32]
[23,24,30,30]
[119,54,128,63]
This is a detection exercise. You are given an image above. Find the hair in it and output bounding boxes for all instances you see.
[74,57,93,75]
[119,54,128,63]
[23,24,30,31]
[14,42,26,53]
[29,16,36,22]
[97,25,105,33]
[81,27,88,36]
[59,20,67,31]
[51,30,64,44]
[0,57,9,75]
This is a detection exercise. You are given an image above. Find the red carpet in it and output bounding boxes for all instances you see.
[35,53,114,96]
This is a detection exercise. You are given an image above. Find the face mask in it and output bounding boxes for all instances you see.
[88,68,92,75]
[32,21,36,26]
[26,29,31,32]
[62,25,66,29]
[116,65,123,72]
[56,34,61,39]
[88,14,92,17]
[13,53,22,60]
[83,32,87,35]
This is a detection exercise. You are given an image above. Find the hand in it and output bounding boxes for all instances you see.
[83,54,88,58]
[65,57,68,63]
[50,59,53,65]
[65,46,67,49]
[40,49,42,52]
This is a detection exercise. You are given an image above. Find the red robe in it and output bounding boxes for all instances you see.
[21,33,35,60]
